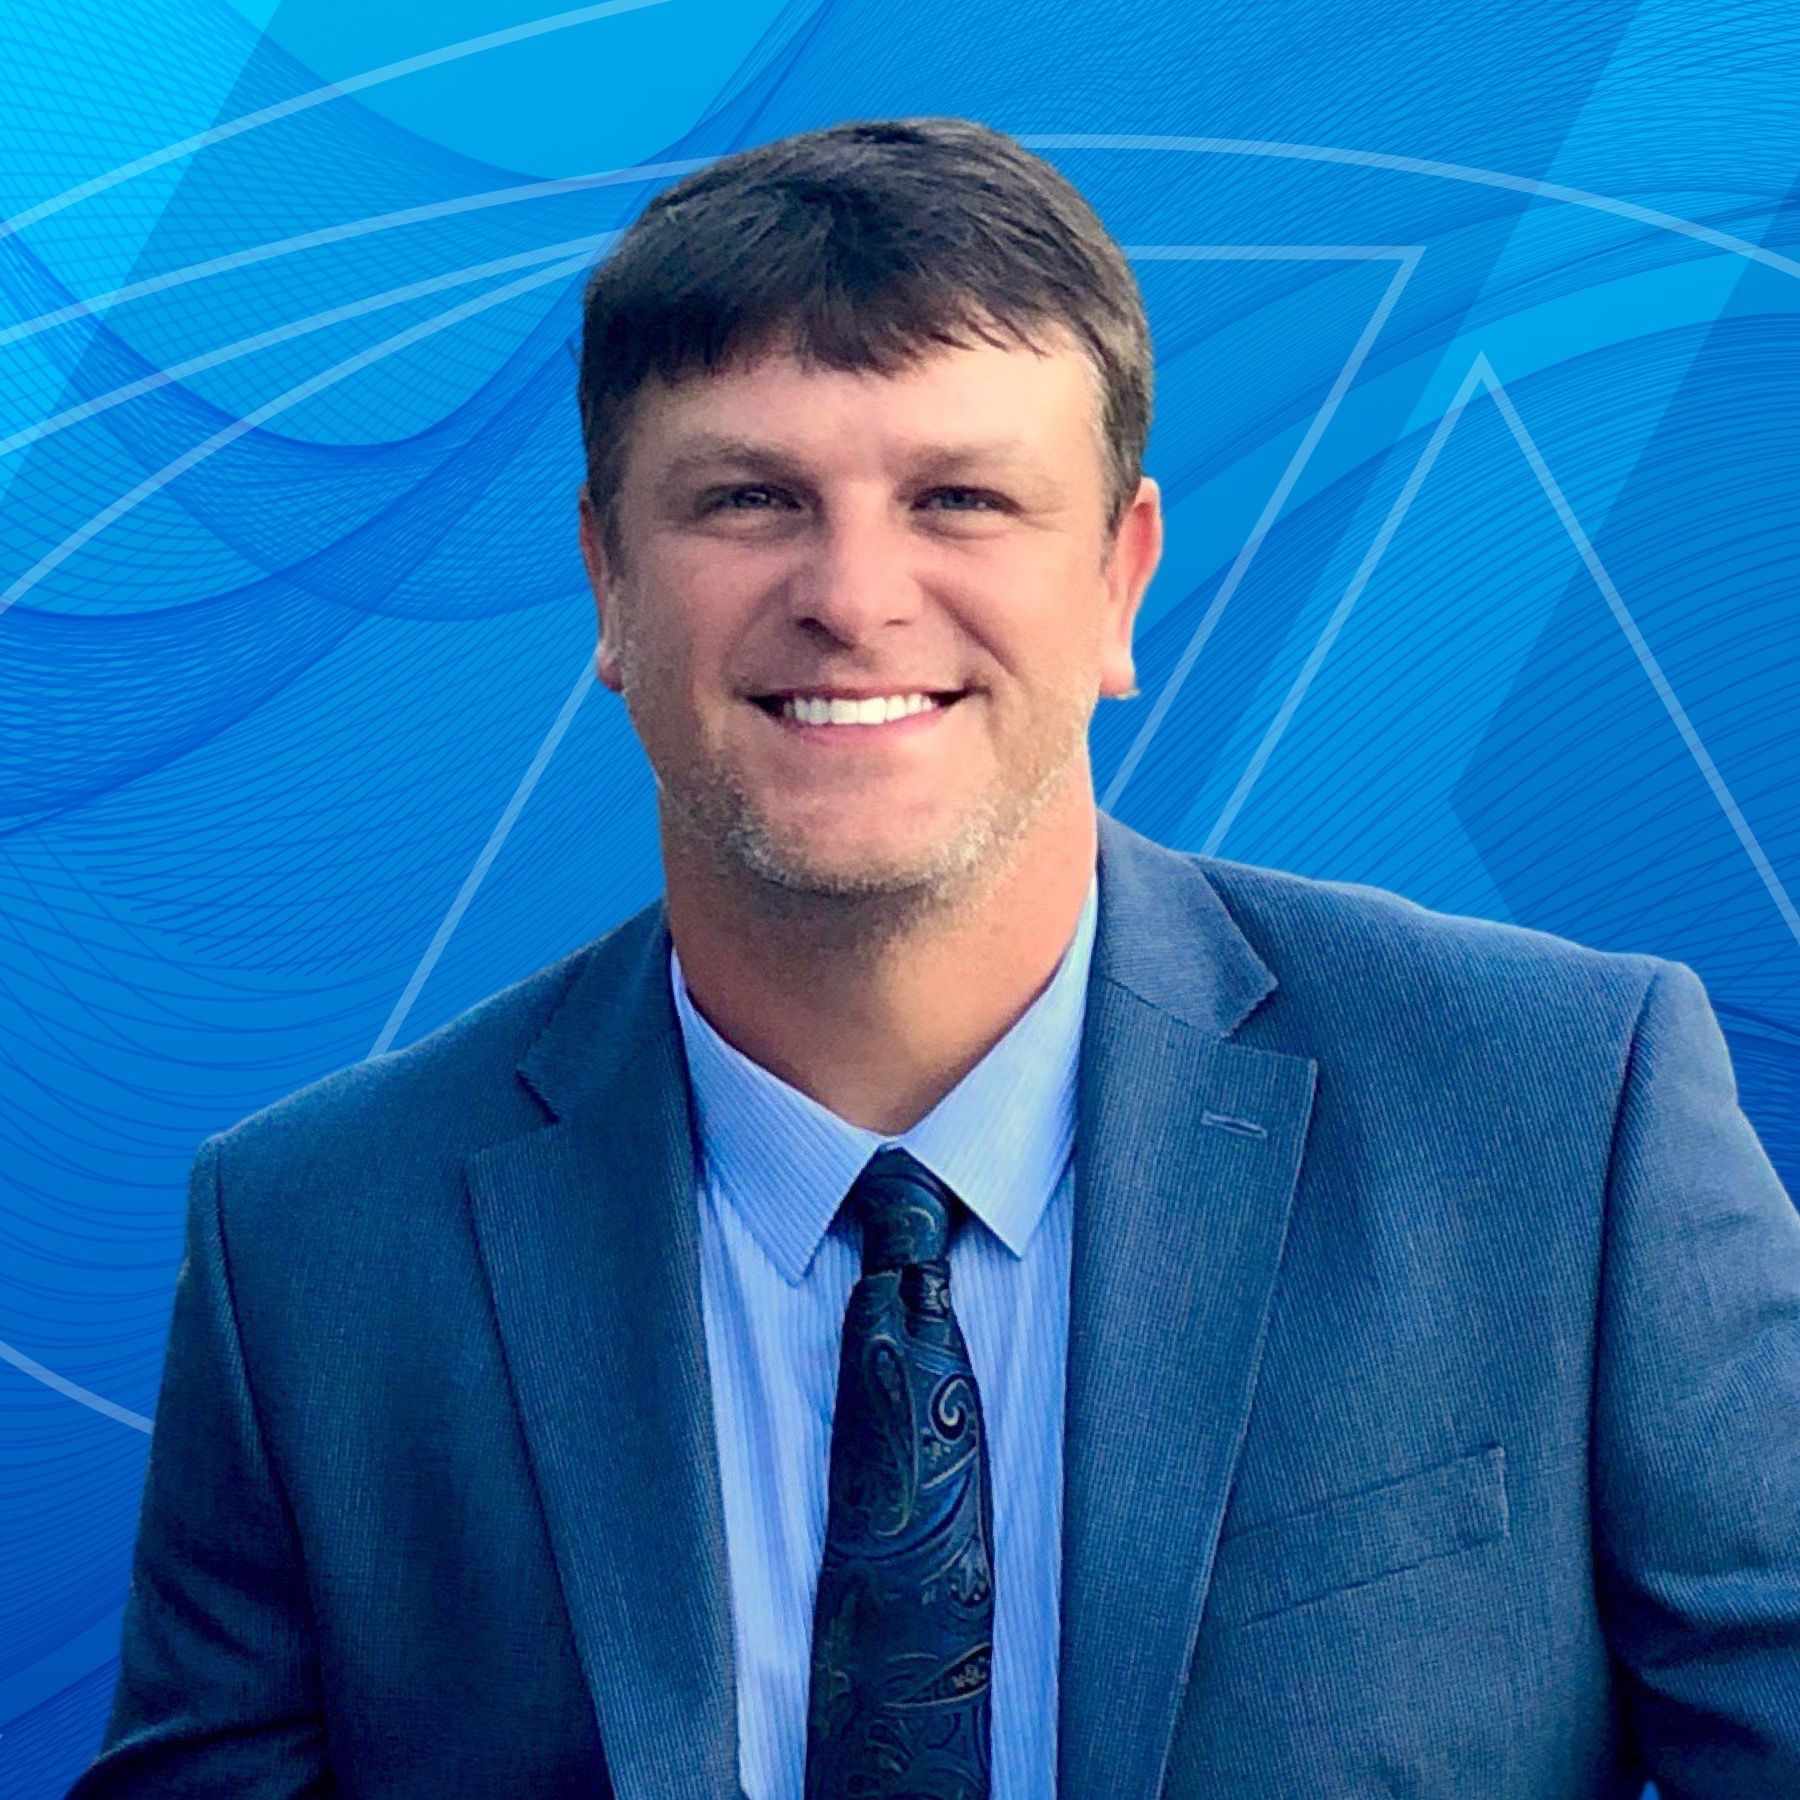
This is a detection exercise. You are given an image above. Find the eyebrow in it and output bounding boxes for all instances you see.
[656,433,1044,483]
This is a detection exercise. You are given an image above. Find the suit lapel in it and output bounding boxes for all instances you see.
[465,901,740,1800]
[1058,814,1318,1799]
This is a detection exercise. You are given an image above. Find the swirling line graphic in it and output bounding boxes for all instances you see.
[0,180,1788,1470]
[1,251,598,614]
[1021,133,1800,280]
[0,0,675,241]
[0,169,708,350]
[0,236,619,458]
[1,2,1795,1785]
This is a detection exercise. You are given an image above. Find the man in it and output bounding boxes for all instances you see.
[74,118,1799,1799]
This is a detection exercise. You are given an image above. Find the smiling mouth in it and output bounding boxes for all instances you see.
[749,690,968,725]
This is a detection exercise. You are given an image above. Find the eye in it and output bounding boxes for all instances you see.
[702,483,800,515]
[920,486,1007,513]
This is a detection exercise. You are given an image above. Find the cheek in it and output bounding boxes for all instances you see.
[1015,562,1113,671]
[950,542,1099,639]
[611,596,699,725]
[636,546,767,659]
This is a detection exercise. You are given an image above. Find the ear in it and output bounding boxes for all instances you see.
[1098,475,1163,701]
[577,485,625,694]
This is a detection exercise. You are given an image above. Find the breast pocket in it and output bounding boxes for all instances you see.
[1206,1443,1509,1629]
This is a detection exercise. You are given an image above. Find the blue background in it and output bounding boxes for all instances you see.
[1,0,1796,1790]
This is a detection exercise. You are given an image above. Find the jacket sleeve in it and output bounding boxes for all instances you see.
[68,1134,333,1797]
[1591,958,1800,1796]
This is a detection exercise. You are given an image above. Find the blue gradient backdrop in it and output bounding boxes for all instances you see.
[1,0,1795,1791]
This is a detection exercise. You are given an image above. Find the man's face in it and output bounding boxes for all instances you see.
[578,329,1160,904]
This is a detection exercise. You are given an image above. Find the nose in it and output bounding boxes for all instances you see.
[784,496,924,645]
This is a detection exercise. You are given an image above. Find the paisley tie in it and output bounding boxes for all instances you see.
[803,1145,995,1799]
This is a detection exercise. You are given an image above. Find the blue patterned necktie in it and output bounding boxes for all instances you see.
[804,1145,995,1799]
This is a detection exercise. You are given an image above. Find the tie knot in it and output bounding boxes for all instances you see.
[848,1146,958,1274]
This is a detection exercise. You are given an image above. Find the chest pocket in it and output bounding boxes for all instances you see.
[1205,1443,1508,1628]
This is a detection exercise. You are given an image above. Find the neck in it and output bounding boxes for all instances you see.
[663,783,1098,1136]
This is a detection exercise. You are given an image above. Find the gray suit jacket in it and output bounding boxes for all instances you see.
[74,811,1800,1797]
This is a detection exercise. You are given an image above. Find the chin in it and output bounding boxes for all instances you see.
[727,812,989,901]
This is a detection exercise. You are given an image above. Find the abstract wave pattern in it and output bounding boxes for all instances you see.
[0,0,1795,1792]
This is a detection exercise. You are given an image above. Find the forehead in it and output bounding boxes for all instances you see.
[622,330,1105,475]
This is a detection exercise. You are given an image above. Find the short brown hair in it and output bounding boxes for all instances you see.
[576,117,1152,565]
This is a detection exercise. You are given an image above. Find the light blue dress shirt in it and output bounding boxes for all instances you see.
[667,866,1098,1799]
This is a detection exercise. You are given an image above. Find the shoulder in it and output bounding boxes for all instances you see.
[1189,852,1666,1051]
[202,927,616,1189]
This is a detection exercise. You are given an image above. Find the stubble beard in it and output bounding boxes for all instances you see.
[615,627,1096,947]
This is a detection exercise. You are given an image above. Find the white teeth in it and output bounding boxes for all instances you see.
[779,692,943,725]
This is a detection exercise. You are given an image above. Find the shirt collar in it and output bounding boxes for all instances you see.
[669,865,1099,1285]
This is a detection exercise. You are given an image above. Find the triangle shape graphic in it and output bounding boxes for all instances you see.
[1188,352,1800,955]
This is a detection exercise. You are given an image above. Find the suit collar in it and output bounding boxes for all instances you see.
[510,809,1276,1120]
[1088,807,1277,1033]
[513,890,670,1125]
[471,808,1315,1800]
